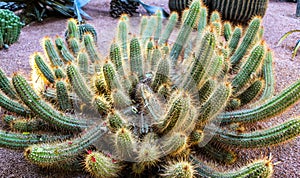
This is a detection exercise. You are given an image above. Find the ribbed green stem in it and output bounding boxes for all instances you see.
[230,17,261,66]
[32,53,55,84]
[67,64,92,103]
[231,43,265,94]
[191,156,273,178]
[0,91,31,116]
[83,33,100,62]
[228,26,242,55]
[25,125,107,166]
[219,78,300,124]
[170,0,201,63]
[12,74,90,131]
[0,68,17,99]
[117,16,129,60]
[0,129,68,149]
[158,12,178,45]
[199,142,236,164]
[55,36,74,62]
[213,118,300,148]
[129,37,144,79]
[56,81,72,111]
[43,37,63,67]
[110,41,125,76]
[236,78,264,106]
[151,57,170,92]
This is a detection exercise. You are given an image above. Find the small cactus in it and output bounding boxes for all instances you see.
[0,9,23,49]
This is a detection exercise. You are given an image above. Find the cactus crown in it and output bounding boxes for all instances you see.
[0,0,299,177]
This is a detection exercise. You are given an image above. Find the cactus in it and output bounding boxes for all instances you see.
[0,2,299,177]
[0,9,23,49]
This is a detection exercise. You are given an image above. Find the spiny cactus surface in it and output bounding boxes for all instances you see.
[0,9,23,49]
[0,0,299,177]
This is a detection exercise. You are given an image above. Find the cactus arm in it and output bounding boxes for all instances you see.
[12,74,90,130]
[170,0,201,63]
[110,42,125,76]
[67,64,93,103]
[117,16,129,60]
[25,125,107,167]
[231,43,265,94]
[10,118,46,132]
[43,37,64,67]
[31,53,55,84]
[0,68,17,99]
[0,91,31,116]
[259,49,275,102]
[230,17,261,67]
[56,81,72,111]
[223,21,232,41]
[219,78,300,124]
[129,37,144,79]
[191,156,273,178]
[0,130,69,149]
[83,33,100,62]
[213,118,300,148]
[158,12,178,45]
[77,51,89,77]
[236,78,264,106]
[151,57,170,92]
[55,36,75,62]
[228,26,242,55]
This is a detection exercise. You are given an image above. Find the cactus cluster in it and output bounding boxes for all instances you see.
[0,0,299,177]
[169,0,269,23]
[0,9,23,49]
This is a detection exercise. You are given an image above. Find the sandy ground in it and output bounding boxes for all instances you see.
[0,0,299,177]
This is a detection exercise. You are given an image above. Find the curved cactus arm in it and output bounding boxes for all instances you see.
[24,125,107,167]
[212,118,300,148]
[158,12,178,46]
[0,68,17,99]
[0,91,32,116]
[218,78,300,124]
[191,156,273,178]
[12,74,91,131]
[0,129,69,149]
[170,0,201,63]
[258,49,275,102]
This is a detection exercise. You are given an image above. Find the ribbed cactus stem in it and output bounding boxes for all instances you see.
[139,16,148,37]
[228,26,242,55]
[10,118,45,132]
[0,68,17,99]
[197,83,231,126]
[192,156,273,178]
[67,64,93,103]
[85,151,121,178]
[55,36,74,62]
[142,15,157,45]
[43,37,63,67]
[0,91,31,116]
[259,49,275,102]
[129,37,144,79]
[231,43,265,94]
[77,51,89,76]
[151,57,170,92]
[170,0,201,62]
[158,12,178,45]
[56,80,72,111]
[219,78,300,124]
[83,33,100,62]
[223,21,232,41]
[117,15,129,60]
[93,95,111,115]
[236,78,264,106]
[213,118,300,148]
[12,74,90,130]
[66,18,80,40]
[110,41,125,76]
[114,127,135,160]
[68,37,80,56]
[31,52,55,84]
[161,161,195,178]
[162,132,188,156]
[24,125,107,166]
[154,10,163,41]
[182,30,215,91]
[197,6,208,37]
[0,129,67,149]
[230,17,261,66]
[103,61,122,91]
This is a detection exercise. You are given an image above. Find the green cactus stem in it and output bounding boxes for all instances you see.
[230,17,261,67]
[12,74,90,131]
[24,125,107,167]
[0,129,68,149]
[191,156,273,178]
[212,118,300,148]
[161,160,195,178]
[219,78,300,124]
[0,91,31,117]
[129,37,144,79]
[31,52,55,84]
[55,36,75,62]
[43,37,64,67]
[83,33,100,62]
[56,81,72,111]
[170,0,201,63]
[67,64,93,104]
[0,68,17,99]
[158,12,178,45]
[85,151,121,178]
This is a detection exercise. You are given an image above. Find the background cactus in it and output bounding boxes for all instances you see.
[0,0,299,177]
[0,9,23,49]
[169,0,269,23]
